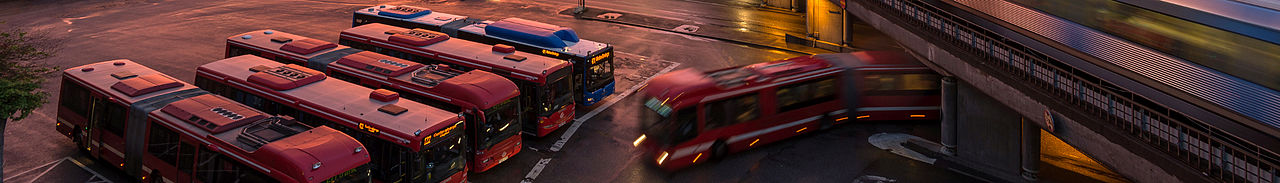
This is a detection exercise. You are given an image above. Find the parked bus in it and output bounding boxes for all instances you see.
[633,51,940,170]
[195,55,467,183]
[55,60,371,183]
[353,5,616,106]
[226,29,522,171]
[337,24,575,137]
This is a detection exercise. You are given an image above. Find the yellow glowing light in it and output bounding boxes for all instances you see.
[836,117,849,121]
[910,115,926,118]
[633,135,647,147]
[541,50,561,57]
[857,115,870,119]
[693,153,703,163]
[738,28,749,32]
[119,163,124,167]
[795,127,808,133]
[657,152,669,165]
[749,139,760,147]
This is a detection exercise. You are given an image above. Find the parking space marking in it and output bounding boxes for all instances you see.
[3,157,65,182]
[525,60,681,182]
[65,157,111,183]
[3,157,112,183]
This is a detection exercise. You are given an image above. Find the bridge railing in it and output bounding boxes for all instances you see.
[850,0,1280,182]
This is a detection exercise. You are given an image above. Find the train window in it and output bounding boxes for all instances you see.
[898,74,938,91]
[96,100,128,136]
[777,77,837,112]
[59,79,91,117]
[704,93,759,129]
[178,142,195,174]
[147,122,180,165]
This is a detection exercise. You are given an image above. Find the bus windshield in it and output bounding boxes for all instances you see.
[479,98,521,149]
[321,163,371,182]
[538,75,573,116]
[585,55,614,90]
[421,129,465,183]
[640,104,696,146]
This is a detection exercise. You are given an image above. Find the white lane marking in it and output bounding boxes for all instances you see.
[66,158,112,183]
[520,158,552,183]
[3,157,65,182]
[3,157,112,183]
[550,61,681,152]
[524,58,680,183]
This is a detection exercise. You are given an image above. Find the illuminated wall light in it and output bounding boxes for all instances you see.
[633,135,646,147]
[910,114,926,118]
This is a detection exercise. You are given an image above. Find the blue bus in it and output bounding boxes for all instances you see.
[353,5,616,106]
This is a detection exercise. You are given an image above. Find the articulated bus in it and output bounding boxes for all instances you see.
[353,5,616,106]
[56,60,370,183]
[633,51,940,170]
[337,23,575,137]
[195,55,468,183]
[225,29,522,171]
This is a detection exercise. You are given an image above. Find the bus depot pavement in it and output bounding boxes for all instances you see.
[2,0,977,182]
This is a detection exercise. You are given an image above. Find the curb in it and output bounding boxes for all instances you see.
[574,15,820,55]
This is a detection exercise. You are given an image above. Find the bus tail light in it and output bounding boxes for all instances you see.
[657,152,669,165]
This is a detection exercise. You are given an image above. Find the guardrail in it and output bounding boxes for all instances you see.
[851,0,1280,182]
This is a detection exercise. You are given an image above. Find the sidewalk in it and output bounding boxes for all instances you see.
[561,7,835,55]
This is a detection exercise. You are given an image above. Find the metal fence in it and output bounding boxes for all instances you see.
[851,0,1280,182]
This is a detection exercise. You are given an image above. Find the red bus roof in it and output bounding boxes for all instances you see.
[199,55,463,148]
[228,30,344,62]
[641,54,857,109]
[330,51,520,109]
[66,60,369,182]
[63,60,200,105]
[340,23,570,83]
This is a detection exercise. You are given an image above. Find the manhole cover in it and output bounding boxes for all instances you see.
[673,25,700,33]
[597,13,623,20]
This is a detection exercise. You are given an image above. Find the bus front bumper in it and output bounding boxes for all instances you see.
[582,81,615,106]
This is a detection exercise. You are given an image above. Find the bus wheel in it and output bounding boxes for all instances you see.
[711,140,728,161]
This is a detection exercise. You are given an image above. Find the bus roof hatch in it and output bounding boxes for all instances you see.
[247,64,327,90]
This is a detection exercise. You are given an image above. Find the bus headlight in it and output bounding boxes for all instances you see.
[657,152,669,165]
[633,135,646,147]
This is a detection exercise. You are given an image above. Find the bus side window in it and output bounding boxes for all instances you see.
[196,147,278,183]
[329,71,360,84]
[60,79,92,118]
[177,141,195,174]
[96,99,128,136]
[704,93,759,130]
[671,109,698,144]
[777,77,837,112]
[147,121,180,165]
[227,46,259,57]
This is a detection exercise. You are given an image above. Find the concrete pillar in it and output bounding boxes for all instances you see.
[1021,118,1040,181]
[940,77,957,155]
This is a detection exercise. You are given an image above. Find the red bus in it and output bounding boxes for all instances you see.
[225,29,522,172]
[195,55,468,183]
[353,5,617,106]
[336,23,575,137]
[633,51,940,170]
[55,60,371,183]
